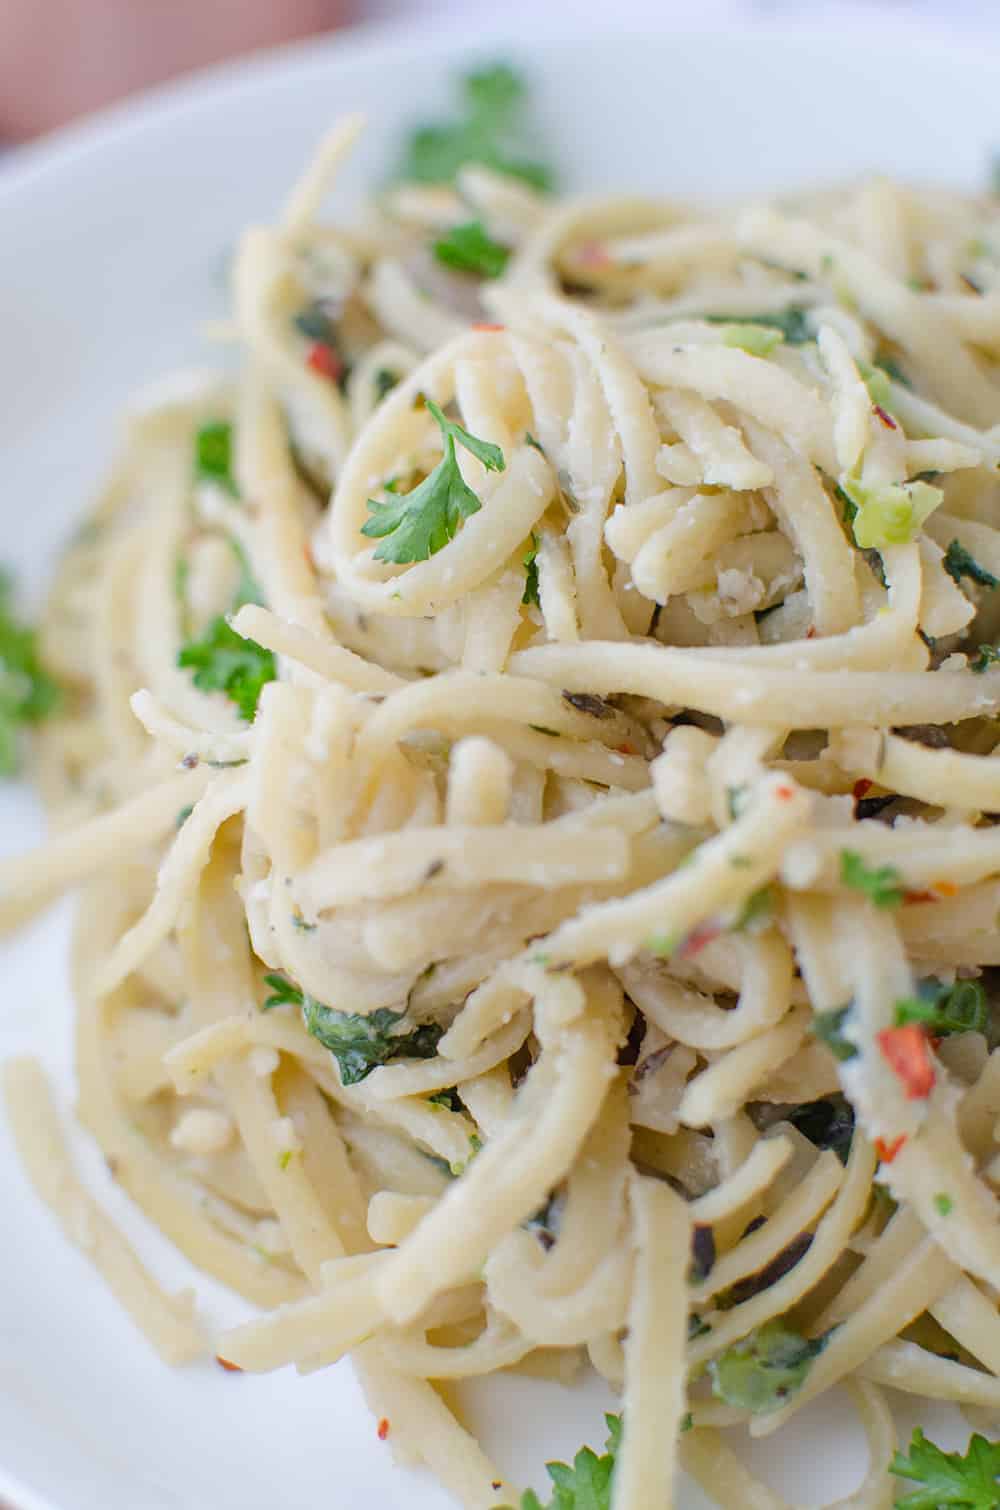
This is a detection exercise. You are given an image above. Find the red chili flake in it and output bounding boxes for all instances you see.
[577,241,612,270]
[806,626,817,639]
[873,403,898,430]
[678,921,722,960]
[615,743,636,757]
[874,1134,907,1164]
[876,1024,936,1100]
[472,321,505,332]
[932,879,958,898]
[307,342,343,382]
[852,779,873,802]
[377,1418,391,1441]
[775,784,795,802]
[215,1356,243,1373]
[904,889,939,906]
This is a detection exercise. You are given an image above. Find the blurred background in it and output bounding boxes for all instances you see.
[0,0,996,143]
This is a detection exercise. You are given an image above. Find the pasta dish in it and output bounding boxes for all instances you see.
[6,62,1000,1510]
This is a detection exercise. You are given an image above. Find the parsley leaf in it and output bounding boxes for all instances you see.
[894,978,989,1038]
[0,570,60,776]
[523,533,540,606]
[511,1415,621,1510]
[709,1321,827,1415]
[943,540,999,590]
[399,62,554,191]
[177,617,275,721]
[262,973,443,1087]
[721,323,785,358]
[972,645,1000,673]
[195,422,238,497]
[361,398,505,563]
[374,368,399,403]
[433,220,510,278]
[892,1427,1000,1508]
[812,1004,859,1062]
[840,849,905,908]
[707,307,813,344]
[840,475,943,551]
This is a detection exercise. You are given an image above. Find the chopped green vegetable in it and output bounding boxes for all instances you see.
[734,885,776,933]
[195,422,238,496]
[428,1087,463,1113]
[294,301,339,346]
[262,973,443,1087]
[522,533,540,607]
[893,978,989,1038]
[840,849,905,909]
[277,1149,293,1171]
[934,1193,954,1217]
[858,361,892,408]
[812,1004,859,1062]
[175,805,194,829]
[876,352,912,389]
[972,644,1000,673]
[708,307,812,343]
[943,540,999,590]
[0,570,60,776]
[361,398,505,563]
[178,617,275,721]
[839,475,943,550]
[892,1426,1000,1508]
[722,323,784,358]
[709,1321,827,1415]
[510,1415,621,1510]
[524,431,545,453]
[433,219,510,278]
[399,62,554,192]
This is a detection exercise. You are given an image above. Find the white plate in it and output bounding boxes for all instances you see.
[0,16,994,1509]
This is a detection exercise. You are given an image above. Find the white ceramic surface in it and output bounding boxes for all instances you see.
[0,17,994,1509]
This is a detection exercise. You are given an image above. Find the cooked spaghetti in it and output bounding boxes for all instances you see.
[7,63,1000,1510]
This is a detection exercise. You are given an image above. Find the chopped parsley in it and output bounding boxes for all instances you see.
[433,219,510,278]
[943,540,999,590]
[361,398,505,563]
[428,1087,463,1113]
[262,973,443,1087]
[893,978,989,1038]
[840,849,905,909]
[934,1193,954,1217]
[398,62,554,192]
[510,1415,621,1510]
[522,533,540,606]
[374,368,399,403]
[709,1321,827,1415]
[839,476,943,550]
[194,421,238,497]
[891,1427,1000,1509]
[0,570,60,776]
[175,805,194,829]
[707,307,812,344]
[812,1004,859,1063]
[972,645,1000,673]
[722,323,785,358]
[178,617,275,721]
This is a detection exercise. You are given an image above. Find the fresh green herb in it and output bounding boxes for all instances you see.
[689,1313,712,1340]
[262,973,443,1087]
[706,307,812,344]
[229,538,265,611]
[943,540,999,591]
[398,62,554,192]
[525,431,545,453]
[722,323,785,358]
[277,1149,293,1171]
[785,1095,855,1164]
[839,475,943,550]
[840,849,905,909]
[178,617,275,721]
[428,1087,463,1113]
[972,645,1000,673]
[893,978,989,1038]
[934,1193,954,1217]
[175,805,194,829]
[361,398,505,563]
[433,219,510,278]
[735,885,776,933]
[0,570,61,776]
[510,1415,621,1510]
[891,1426,1000,1508]
[681,1413,694,1434]
[294,300,339,346]
[646,933,678,958]
[876,352,912,389]
[523,533,541,606]
[195,422,238,496]
[812,1005,859,1062]
[374,368,399,403]
[709,1321,827,1415]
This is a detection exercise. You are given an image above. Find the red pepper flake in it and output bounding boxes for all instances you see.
[215,1356,243,1373]
[852,778,873,802]
[806,626,817,640]
[873,403,898,430]
[874,1133,907,1164]
[903,889,939,905]
[876,1024,936,1100]
[615,743,636,757]
[472,321,505,332]
[377,1418,391,1441]
[307,342,343,383]
[678,921,722,960]
[774,784,795,802]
